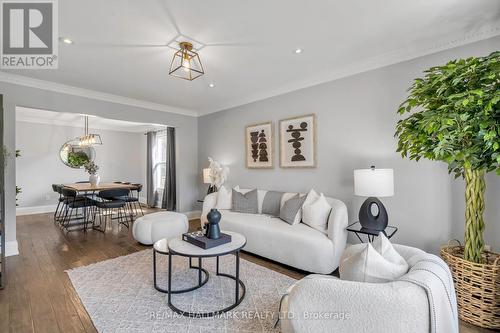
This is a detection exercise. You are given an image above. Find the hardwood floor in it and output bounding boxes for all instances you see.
[0,211,495,333]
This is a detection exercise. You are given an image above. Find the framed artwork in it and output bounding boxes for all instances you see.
[279,114,316,168]
[245,121,274,168]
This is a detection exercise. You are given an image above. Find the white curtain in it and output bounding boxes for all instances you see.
[146,131,157,207]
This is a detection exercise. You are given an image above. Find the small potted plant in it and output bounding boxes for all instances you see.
[396,51,499,328]
[84,161,100,186]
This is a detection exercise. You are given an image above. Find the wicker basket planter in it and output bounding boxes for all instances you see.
[441,243,500,329]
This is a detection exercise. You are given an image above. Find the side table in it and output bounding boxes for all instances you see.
[346,221,398,243]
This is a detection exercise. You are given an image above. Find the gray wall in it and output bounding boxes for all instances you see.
[16,121,146,208]
[2,83,198,246]
[198,36,500,254]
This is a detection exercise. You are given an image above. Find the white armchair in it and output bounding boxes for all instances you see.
[280,245,431,333]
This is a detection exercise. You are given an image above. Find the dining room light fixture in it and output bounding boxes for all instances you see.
[79,116,102,146]
[169,41,204,81]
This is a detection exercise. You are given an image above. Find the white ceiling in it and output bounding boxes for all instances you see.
[16,107,166,133]
[2,0,500,116]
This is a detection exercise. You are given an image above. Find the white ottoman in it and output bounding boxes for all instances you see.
[132,211,188,245]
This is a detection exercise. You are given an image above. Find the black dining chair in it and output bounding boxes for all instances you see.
[91,188,132,232]
[59,188,95,232]
[52,184,64,222]
[132,184,144,216]
[113,184,144,217]
[53,184,83,223]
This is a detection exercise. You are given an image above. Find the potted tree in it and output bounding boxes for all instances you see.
[395,51,499,329]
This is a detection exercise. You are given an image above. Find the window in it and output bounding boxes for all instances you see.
[154,131,167,189]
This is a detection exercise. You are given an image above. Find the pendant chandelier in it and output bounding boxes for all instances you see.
[169,41,204,81]
[79,116,102,146]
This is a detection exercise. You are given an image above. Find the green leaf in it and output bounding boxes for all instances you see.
[470,89,484,97]
[395,51,500,175]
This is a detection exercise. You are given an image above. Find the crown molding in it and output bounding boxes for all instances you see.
[199,26,500,115]
[0,72,199,117]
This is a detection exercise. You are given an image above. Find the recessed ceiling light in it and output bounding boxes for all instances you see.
[60,37,73,44]
[294,48,302,54]
[208,83,215,88]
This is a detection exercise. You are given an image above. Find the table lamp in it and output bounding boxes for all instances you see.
[354,166,394,231]
[203,168,216,194]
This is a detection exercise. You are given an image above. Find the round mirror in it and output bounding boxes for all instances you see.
[59,140,96,169]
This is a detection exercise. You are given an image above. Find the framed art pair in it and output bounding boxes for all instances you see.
[245,114,316,169]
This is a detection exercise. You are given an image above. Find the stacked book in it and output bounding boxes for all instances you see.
[182,231,232,249]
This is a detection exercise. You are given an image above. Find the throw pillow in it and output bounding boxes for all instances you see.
[280,192,298,209]
[257,190,267,214]
[280,194,307,225]
[231,188,258,214]
[339,234,409,283]
[262,191,284,216]
[302,193,332,234]
[372,233,409,269]
[215,185,239,210]
[302,189,320,209]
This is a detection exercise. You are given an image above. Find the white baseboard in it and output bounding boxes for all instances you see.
[16,204,57,216]
[3,240,19,256]
[183,210,201,220]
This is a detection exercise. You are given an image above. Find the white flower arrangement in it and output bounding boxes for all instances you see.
[207,157,229,188]
[84,161,100,175]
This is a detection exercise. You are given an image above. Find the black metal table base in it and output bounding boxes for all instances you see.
[153,251,209,294]
[167,251,245,318]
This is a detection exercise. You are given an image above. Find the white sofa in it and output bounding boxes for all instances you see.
[201,189,348,274]
[280,245,432,333]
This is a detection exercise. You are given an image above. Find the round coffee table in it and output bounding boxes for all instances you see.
[167,231,246,317]
[152,238,209,293]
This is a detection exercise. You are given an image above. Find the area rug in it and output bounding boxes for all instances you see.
[67,249,297,333]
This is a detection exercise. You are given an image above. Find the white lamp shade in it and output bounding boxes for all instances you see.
[354,168,394,197]
[203,168,211,184]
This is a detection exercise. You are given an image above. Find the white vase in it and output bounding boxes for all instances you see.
[89,173,100,186]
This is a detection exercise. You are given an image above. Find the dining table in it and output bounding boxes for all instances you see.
[61,182,139,232]
[63,182,138,193]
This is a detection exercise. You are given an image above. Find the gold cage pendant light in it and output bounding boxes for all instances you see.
[79,116,102,146]
[169,41,204,81]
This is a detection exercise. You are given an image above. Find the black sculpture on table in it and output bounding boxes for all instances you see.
[205,209,221,239]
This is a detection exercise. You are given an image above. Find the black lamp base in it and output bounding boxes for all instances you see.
[359,197,388,231]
